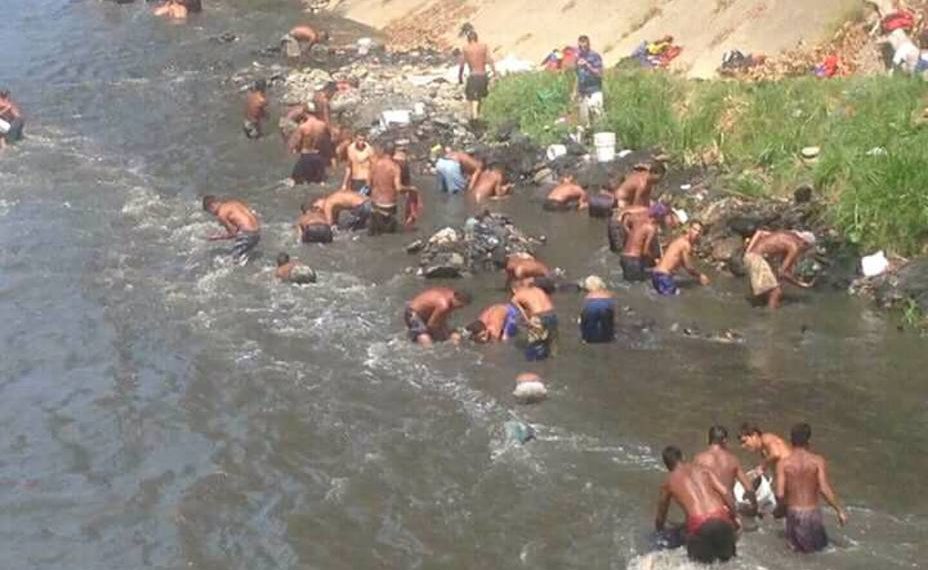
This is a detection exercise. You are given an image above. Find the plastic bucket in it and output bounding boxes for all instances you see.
[593,132,616,163]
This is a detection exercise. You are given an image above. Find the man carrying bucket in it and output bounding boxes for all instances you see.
[573,35,604,128]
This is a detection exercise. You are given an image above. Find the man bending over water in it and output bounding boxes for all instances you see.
[0,89,25,149]
[655,446,741,564]
[203,195,260,263]
[744,229,817,309]
[464,303,520,343]
[405,287,472,346]
[544,175,588,211]
[511,280,558,360]
[739,423,792,479]
[295,200,333,244]
[774,423,848,553]
[281,25,329,59]
[471,163,512,203]
[651,222,710,296]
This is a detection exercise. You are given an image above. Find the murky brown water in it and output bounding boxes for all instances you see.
[1,1,926,568]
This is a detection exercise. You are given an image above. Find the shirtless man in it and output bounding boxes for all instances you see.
[0,90,24,149]
[243,80,268,140]
[288,109,329,185]
[511,280,558,359]
[543,175,588,211]
[436,149,483,194]
[774,423,848,553]
[154,0,188,19]
[202,195,261,263]
[471,164,512,202]
[275,252,317,284]
[739,424,792,479]
[695,425,757,515]
[458,30,496,121]
[281,25,329,58]
[341,131,373,192]
[464,303,520,343]
[295,200,333,244]
[620,206,660,282]
[369,142,418,235]
[316,189,371,231]
[743,230,817,309]
[651,222,710,296]
[313,82,338,127]
[655,446,741,564]
[405,287,472,346]
[505,253,554,291]
[612,162,666,208]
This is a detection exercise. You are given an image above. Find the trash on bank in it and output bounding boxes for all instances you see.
[861,250,890,277]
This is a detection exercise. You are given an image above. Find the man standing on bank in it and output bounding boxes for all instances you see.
[574,35,604,129]
[458,29,496,123]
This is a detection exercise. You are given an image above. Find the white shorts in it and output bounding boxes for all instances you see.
[579,91,604,125]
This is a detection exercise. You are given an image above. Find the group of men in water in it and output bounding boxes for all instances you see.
[657,423,847,563]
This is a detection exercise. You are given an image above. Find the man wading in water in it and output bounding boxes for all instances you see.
[651,221,710,296]
[743,229,817,309]
[694,425,758,515]
[368,142,419,235]
[655,446,741,564]
[774,423,848,553]
[288,107,330,185]
[341,130,373,193]
[202,195,261,263]
[242,80,268,140]
[458,29,496,123]
[405,288,472,346]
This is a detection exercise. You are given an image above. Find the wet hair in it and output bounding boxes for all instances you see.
[533,276,557,294]
[739,423,762,438]
[662,445,683,470]
[790,423,812,447]
[465,320,487,336]
[650,161,667,177]
[253,79,267,93]
[578,35,590,44]
[381,141,396,156]
[708,425,729,445]
[202,195,218,210]
[453,291,473,305]
[0,89,9,99]
[323,81,338,95]
[467,30,478,42]
[276,252,290,266]
[183,0,202,13]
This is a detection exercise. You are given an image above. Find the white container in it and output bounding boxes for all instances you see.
[593,131,616,163]
[546,144,567,161]
[380,109,411,128]
[861,250,889,277]
[357,37,373,56]
[0,118,9,134]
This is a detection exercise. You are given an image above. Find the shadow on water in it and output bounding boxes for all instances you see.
[0,0,927,569]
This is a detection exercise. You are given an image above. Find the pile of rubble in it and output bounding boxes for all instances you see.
[405,212,542,278]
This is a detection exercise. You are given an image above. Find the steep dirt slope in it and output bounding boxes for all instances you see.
[324,0,861,77]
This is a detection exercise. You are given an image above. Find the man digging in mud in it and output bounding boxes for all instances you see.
[471,162,512,203]
[743,229,817,309]
[459,29,496,123]
[436,148,483,195]
[280,25,329,59]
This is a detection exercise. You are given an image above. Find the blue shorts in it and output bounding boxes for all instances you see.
[436,158,467,194]
[503,304,520,339]
[580,298,615,343]
[651,272,678,296]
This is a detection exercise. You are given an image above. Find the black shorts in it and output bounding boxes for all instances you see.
[302,223,333,244]
[231,231,260,261]
[349,179,368,193]
[621,255,647,282]
[336,201,372,231]
[465,74,489,101]
[607,217,627,253]
[292,153,327,184]
[588,193,616,218]
[687,519,736,564]
[369,204,398,236]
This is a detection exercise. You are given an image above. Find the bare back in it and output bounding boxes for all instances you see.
[547,182,586,203]
[370,156,401,206]
[512,286,554,317]
[654,235,692,274]
[613,172,647,207]
[323,191,367,225]
[244,91,267,122]
[472,170,503,202]
[462,42,490,75]
[694,447,742,492]
[448,151,481,174]
[409,288,455,323]
[623,219,657,257]
[666,464,730,519]
[217,201,259,233]
[778,449,825,509]
[290,116,327,154]
[479,304,510,339]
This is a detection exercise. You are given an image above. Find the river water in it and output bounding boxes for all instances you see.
[1,1,927,568]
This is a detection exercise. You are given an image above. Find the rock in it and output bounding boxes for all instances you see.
[414,213,538,277]
[533,167,554,185]
[794,184,813,204]
[711,236,744,263]
[405,239,425,254]
[876,257,928,314]
[428,227,459,245]
[727,216,763,238]
[422,252,466,279]
[288,264,317,285]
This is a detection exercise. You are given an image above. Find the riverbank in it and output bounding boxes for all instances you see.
[483,70,928,259]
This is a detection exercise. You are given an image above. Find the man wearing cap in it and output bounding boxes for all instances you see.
[743,229,817,310]
[573,35,604,128]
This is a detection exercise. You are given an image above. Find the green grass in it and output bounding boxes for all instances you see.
[483,69,928,256]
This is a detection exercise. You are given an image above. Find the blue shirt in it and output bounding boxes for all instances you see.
[575,49,603,96]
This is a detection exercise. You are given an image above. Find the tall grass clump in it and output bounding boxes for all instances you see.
[483,69,928,255]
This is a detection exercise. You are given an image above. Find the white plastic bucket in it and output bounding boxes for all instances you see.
[593,132,616,163]
[357,37,373,56]
[0,118,9,134]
